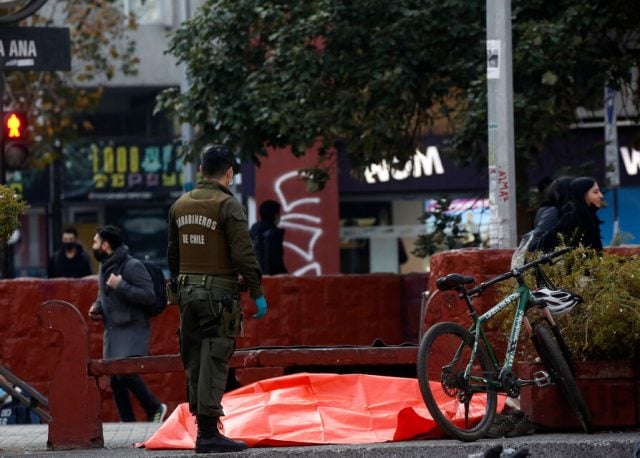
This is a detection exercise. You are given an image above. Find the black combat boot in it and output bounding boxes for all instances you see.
[195,414,247,454]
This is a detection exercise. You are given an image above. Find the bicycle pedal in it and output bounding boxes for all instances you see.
[533,370,552,387]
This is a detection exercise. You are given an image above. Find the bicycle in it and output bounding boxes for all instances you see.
[416,247,592,442]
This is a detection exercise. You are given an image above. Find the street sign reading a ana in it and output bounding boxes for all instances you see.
[0,26,70,71]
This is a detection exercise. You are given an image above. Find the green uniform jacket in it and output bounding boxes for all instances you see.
[167,179,264,299]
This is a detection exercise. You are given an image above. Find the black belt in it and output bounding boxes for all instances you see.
[178,274,240,293]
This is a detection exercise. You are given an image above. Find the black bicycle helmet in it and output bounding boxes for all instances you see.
[531,288,582,315]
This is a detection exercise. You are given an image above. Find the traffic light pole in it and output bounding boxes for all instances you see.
[0,67,5,185]
[0,67,8,279]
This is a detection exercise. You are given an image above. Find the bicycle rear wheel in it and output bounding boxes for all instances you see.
[532,317,576,375]
[417,322,497,442]
[533,323,592,433]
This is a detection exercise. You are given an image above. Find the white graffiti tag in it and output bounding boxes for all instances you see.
[274,171,323,276]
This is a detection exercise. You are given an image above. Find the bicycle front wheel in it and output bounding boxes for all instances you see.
[533,323,592,433]
[417,322,497,442]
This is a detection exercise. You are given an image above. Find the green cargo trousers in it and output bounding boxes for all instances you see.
[178,283,241,417]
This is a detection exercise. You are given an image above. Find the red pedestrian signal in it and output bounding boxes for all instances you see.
[2,111,29,170]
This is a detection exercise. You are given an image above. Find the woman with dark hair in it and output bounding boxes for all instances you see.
[556,176,604,251]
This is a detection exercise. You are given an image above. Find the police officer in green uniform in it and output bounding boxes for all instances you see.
[167,144,268,454]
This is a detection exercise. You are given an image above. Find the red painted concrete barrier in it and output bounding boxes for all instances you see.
[425,246,640,431]
[37,300,103,449]
[0,273,427,429]
[4,245,638,448]
[518,360,637,429]
[36,299,421,450]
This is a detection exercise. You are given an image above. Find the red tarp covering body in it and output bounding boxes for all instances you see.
[141,373,504,449]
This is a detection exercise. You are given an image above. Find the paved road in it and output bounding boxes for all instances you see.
[1,423,639,457]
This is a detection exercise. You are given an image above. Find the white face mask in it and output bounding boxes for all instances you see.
[227,167,234,187]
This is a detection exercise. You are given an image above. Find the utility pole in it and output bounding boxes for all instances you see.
[486,0,517,248]
[178,1,197,192]
[604,85,620,243]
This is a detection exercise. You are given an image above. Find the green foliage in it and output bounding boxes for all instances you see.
[490,247,640,363]
[448,1,640,187]
[412,196,483,257]
[0,185,29,245]
[542,247,640,361]
[157,0,640,195]
[156,0,484,186]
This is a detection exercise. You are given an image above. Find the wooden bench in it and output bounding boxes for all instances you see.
[38,299,418,450]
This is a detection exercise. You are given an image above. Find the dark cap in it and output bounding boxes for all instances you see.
[200,144,240,176]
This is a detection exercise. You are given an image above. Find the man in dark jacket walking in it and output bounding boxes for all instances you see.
[249,200,288,275]
[88,225,166,423]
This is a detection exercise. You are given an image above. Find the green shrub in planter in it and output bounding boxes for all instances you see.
[538,246,640,361]
[490,246,640,363]
[0,184,28,245]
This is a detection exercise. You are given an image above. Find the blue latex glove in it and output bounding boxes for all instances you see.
[253,295,268,319]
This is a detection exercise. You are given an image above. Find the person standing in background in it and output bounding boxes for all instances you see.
[556,176,604,252]
[47,226,92,278]
[167,144,268,454]
[250,199,288,275]
[526,176,573,253]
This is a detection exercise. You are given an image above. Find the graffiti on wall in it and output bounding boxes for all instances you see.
[273,170,323,276]
[255,147,340,275]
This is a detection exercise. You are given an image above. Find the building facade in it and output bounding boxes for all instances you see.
[6,1,640,277]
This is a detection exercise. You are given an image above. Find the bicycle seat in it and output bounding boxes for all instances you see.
[436,273,476,291]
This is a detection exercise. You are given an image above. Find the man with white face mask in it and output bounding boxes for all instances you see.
[167,144,268,453]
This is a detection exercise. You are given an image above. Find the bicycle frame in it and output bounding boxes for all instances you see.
[418,246,592,440]
[437,247,572,394]
[463,282,531,391]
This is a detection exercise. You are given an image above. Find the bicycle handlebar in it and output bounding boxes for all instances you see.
[462,247,572,297]
[516,246,572,273]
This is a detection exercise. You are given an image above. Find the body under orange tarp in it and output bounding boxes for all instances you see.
[141,373,505,449]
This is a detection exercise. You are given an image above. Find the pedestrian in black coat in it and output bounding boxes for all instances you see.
[249,200,288,275]
[527,176,573,252]
[556,177,604,252]
[47,227,92,278]
[88,225,167,423]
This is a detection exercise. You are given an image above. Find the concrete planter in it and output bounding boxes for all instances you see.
[518,360,636,430]
[425,247,640,432]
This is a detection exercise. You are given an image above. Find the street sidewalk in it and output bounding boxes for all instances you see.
[0,423,638,457]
